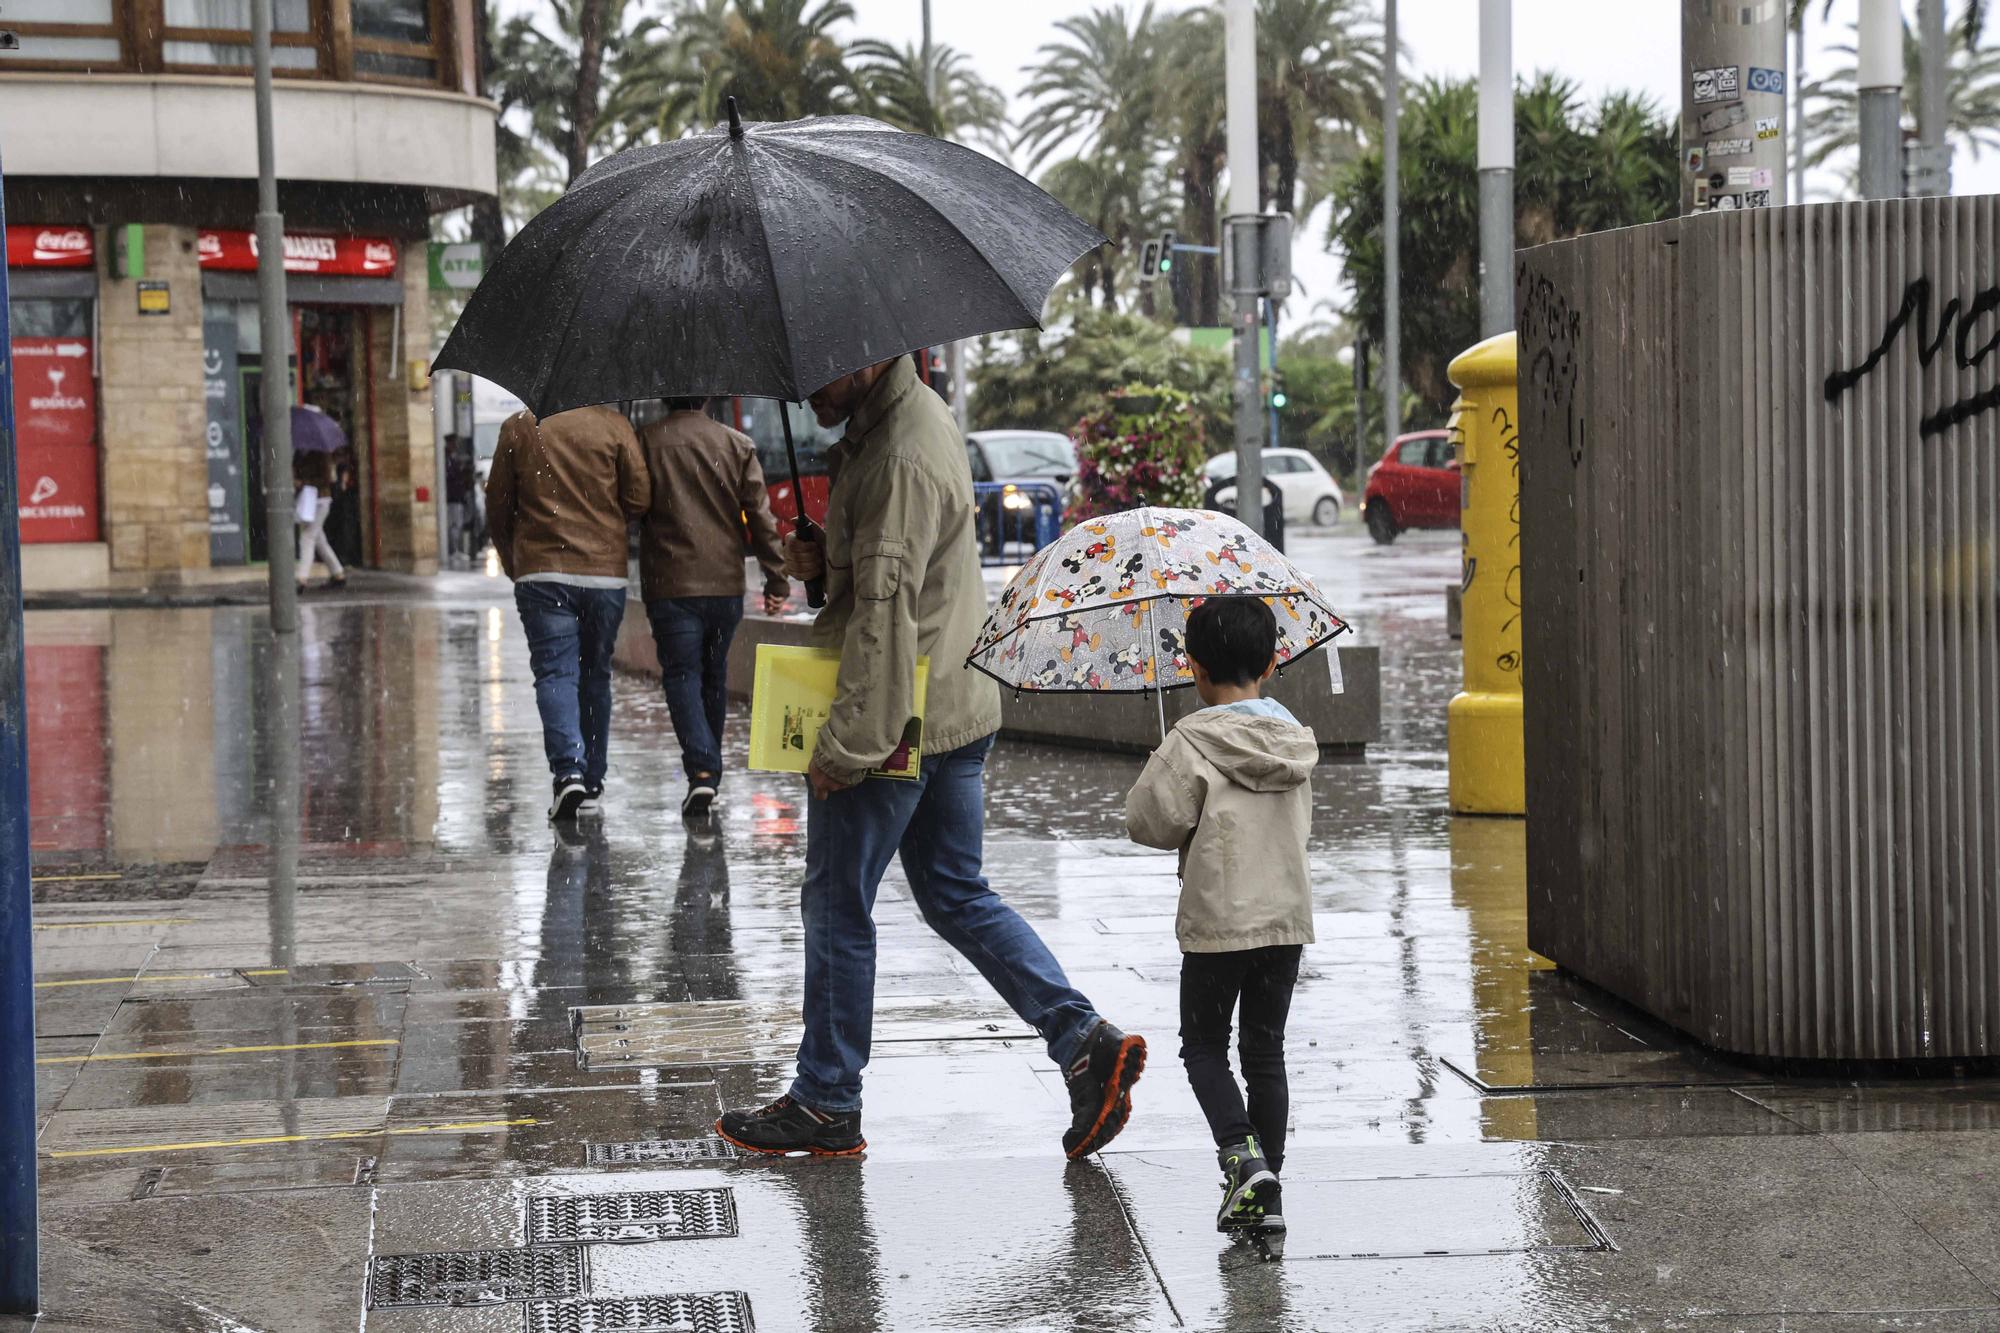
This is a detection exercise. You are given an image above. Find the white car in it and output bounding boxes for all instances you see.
[1203,448,1346,527]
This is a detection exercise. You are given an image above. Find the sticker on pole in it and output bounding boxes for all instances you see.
[1747,66,1786,95]
[1706,137,1754,158]
[1698,103,1746,136]
[1691,66,1740,104]
[1755,115,1782,141]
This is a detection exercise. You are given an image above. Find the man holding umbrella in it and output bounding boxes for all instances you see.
[434,102,1143,1156]
[712,355,1149,1160]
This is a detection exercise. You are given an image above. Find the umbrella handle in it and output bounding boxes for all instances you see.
[780,404,826,609]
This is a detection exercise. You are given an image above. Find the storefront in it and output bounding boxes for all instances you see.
[6,224,100,545]
[196,227,405,567]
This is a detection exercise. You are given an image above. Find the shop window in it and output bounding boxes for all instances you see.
[352,0,441,84]
[162,0,320,74]
[7,0,124,70]
[9,299,89,339]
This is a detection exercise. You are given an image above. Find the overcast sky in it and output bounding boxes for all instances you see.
[500,0,1997,320]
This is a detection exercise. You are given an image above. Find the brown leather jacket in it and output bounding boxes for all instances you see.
[485,406,650,580]
[638,410,787,602]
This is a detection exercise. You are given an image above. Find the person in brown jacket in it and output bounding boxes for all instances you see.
[486,405,650,822]
[638,398,790,818]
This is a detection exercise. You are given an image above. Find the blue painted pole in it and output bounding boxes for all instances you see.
[0,147,43,1317]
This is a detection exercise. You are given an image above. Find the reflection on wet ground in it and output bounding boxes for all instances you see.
[17,528,2000,1330]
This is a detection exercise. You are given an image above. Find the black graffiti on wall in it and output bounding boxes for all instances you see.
[1517,262,1586,467]
[1823,275,2000,436]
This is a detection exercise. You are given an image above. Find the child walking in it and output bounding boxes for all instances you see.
[1125,596,1317,1237]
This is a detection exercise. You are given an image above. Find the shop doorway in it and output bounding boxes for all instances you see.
[225,302,375,566]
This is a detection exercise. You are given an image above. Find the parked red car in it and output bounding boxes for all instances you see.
[1362,429,1458,545]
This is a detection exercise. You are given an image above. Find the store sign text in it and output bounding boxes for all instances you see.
[197,230,399,276]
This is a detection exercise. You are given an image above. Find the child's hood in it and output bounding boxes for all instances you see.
[1174,710,1318,792]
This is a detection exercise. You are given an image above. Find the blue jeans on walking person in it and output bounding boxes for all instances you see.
[514,582,628,789]
[646,596,744,786]
[790,734,1102,1113]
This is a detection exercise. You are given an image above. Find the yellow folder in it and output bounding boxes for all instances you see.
[748,645,929,781]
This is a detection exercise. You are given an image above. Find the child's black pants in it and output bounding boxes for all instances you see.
[1178,943,1303,1171]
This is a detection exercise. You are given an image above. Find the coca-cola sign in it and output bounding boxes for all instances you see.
[197,229,399,276]
[5,226,95,269]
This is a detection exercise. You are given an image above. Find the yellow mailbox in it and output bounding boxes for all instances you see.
[1446,332,1525,816]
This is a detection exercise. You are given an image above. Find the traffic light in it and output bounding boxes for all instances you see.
[1138,238,1162,279]
[1270,374,1289,410]
[1157,230,1177,273]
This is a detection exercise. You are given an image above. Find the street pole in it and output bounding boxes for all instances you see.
[254,0,299,631]
[1681,0,1787,214]
[1477,0,1513,338]
[1225,0,1263,529]
[1913,0,1952,195]
[1792,11,1806,204]
[1382,0,1401,448]
[0,143,41,1323]
[1857,0,1905,199]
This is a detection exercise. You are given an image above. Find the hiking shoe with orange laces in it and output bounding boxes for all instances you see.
[1062,1020,1147,1158]
[716,1094,865,1156]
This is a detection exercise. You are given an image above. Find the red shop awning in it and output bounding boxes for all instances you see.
[6,226,95,269]
[198,229,399,277]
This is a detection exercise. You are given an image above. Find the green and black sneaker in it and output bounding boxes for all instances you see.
[1216,1135,1283,1233]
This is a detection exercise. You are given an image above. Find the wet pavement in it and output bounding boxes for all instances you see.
[16,526,2000,1331]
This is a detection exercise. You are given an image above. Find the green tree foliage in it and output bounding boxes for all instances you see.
[1275,328,1363,477]
[1328,74,1676,421]
[847,39,1007,149]
[971,311,1232,449]
[1066,385,1211,522]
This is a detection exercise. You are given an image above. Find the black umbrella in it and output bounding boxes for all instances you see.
[436,103,1102,604]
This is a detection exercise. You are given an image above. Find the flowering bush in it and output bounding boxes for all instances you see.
[1064,384,1209,524]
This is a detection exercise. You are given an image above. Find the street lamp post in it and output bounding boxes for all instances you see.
[1225,0,1263,521]
[1477,0,1513,339]
[1858,0,1905,199]
[254,0,299,631]
[1382,0,1401,448]
[1681,0,1787,214]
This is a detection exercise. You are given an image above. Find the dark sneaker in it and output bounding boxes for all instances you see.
[1216,1136,1282,1233]
[577,784,603,818]
[550,774,587,822]
[716,1095,864,1157]
[681,783,717,820]
[1062,1020,1147,1158]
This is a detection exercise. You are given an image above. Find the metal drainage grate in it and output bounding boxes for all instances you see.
[527,1292,756,1333]
[588,1137,740,1166]
[528,1188,738,1245]
[367,1247,585,1309]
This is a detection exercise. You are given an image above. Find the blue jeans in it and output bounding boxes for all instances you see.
[791,734,1101,1112]
[514,582,628,787]
[646,596,744,784]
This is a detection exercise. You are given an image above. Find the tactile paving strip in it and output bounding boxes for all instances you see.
[527,1188,739,1244]
[367,1246,585,1308]
[587,1137,740,1166]
[526,1292,756,1333]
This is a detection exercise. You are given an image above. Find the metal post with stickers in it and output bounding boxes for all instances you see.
[1681,0,1787,216]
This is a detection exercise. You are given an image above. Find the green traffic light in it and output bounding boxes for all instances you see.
[1271,389,1288,408]
[1159,256,1173,272]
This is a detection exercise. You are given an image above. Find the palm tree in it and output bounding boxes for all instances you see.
[622,0,861,137]
[1803,0,2000,175]
[1015,4,1163,172]
[1255,0,1383,215]
[485,0,647,185]
[1039,153,1170,314]
[849,39,1007,150]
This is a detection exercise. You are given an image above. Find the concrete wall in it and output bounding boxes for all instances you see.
[0,74,496,200]
[96,224,211,578]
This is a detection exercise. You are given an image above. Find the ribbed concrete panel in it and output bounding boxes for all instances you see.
[1518,198,2000,1061]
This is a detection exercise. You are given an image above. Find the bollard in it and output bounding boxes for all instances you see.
[1446,332,1524,816]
